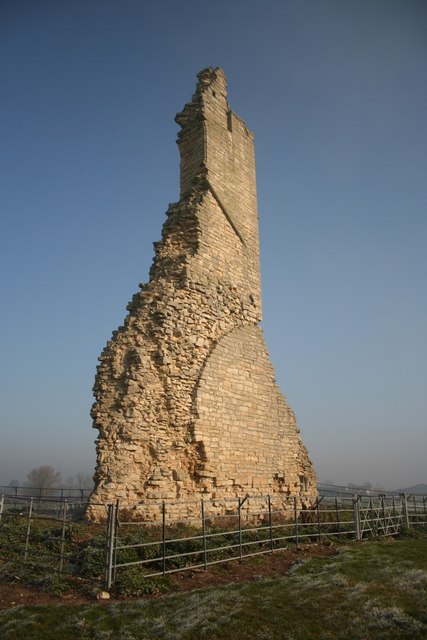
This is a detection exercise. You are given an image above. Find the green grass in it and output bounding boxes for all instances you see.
[1,530,426,639]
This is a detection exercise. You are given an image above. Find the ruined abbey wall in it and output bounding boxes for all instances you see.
[87,68,316,520]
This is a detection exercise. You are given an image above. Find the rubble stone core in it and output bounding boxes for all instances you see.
[87,67,316,520]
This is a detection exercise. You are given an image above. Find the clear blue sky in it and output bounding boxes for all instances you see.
[1,0,426,489]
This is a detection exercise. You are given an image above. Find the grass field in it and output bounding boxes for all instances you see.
[1,530,426,639]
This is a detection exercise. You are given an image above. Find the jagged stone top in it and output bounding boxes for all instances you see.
[196,67,227,95]
[175,67,227,130]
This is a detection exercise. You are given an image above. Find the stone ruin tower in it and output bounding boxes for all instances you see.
[87,68,316,519]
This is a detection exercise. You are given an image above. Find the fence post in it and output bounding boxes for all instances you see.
[268,495,274,553]
[112,500,120,583]
[162,501,166,576]
[413,495,418,525]
[24,498,34,562]
[59,500,68,573]
[353,495,361,541]
[201,499,207,570]
[316,498,321,542]
[401,493,410,530]
[238,497,243,561]
[335,497,341,539]
[0,495,4,524]
[105,503,116,590]
[369,498,375,536]
[293,496,299,545]
[392,496,397,533]
[381,495,387,535]
[236,495,249,559]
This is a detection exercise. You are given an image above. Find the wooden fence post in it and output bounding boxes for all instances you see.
[59,500,68,573]
[105,503,116,590]
[335,497,341,539]
[293,496,299,545]
[268,495,274,553]
[402,493,410,529]
[24,498,34,562]
[381,495,387,534]
[353,495,361,541]
[316,498,321,542]
[201,499,207,570]
[238,497,243,561]
[162,501,166,576]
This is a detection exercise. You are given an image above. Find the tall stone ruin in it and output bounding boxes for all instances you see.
[88,68,316,519]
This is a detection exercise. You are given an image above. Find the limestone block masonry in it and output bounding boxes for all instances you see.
[87,68,317,520]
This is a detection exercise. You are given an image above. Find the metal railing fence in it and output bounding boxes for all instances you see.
[0,495,108,579]
[0,485,92,503]
[0,487,426,591]
[104,491,427,589]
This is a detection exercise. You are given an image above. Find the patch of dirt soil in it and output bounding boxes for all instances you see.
[167,542,337,592]
[0,543,337,610]
[0,583,89,610]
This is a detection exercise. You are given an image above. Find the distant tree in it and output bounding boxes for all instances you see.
[65,472,94,491]
[6,479,20,496]
[75,472,94,490]
[25,466,62,496]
